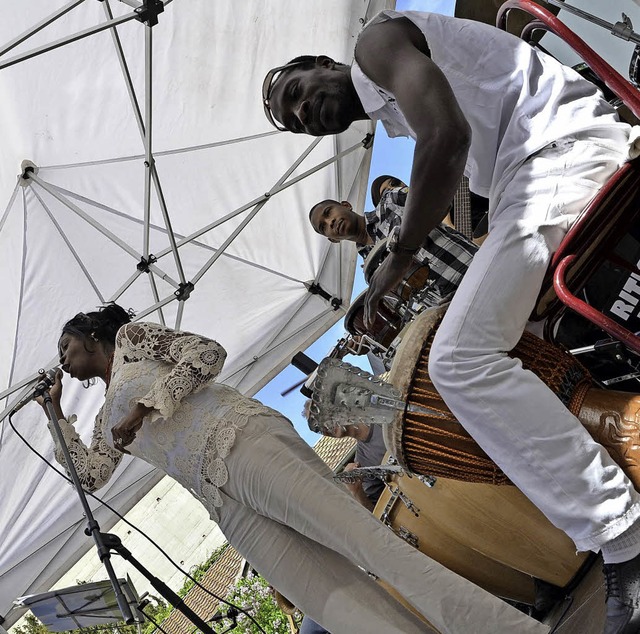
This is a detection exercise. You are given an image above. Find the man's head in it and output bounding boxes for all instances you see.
[370,175,406,207]
[262,55,366,136]
[309,199,364,243]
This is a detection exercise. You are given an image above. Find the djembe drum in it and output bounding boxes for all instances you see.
[386,304,640,490]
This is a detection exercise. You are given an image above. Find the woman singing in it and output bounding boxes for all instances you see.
[41,303,546,634]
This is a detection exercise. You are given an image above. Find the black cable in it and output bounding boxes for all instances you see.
[8,412,266,634]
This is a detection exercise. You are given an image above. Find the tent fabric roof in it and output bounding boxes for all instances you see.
[0,0,390,624]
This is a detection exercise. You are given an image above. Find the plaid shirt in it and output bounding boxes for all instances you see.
[358,187,478,305]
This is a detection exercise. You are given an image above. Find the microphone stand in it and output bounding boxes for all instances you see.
[40,389,216,634]
[41,389,135,625]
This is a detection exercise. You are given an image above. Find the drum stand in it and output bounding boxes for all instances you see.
[39,388,217,634]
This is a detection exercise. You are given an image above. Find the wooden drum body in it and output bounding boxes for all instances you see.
[372,463,540,602]
[382,304,640,590]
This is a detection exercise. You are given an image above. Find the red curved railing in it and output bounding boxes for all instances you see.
[555,256,640,354]
[497,1,640,352]
[497,0,640,117]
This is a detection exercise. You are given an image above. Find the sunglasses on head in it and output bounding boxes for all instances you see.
[262,60,310,131]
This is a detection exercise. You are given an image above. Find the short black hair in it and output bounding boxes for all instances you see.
[272,56,318,95]
[286,55,317,69]
[308,198,337,222]
[370,174,403,207]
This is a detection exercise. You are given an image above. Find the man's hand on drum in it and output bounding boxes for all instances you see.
[364,252,414,329]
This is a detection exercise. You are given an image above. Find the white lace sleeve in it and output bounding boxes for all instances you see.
[47,412,123,492]
[116,322,227,420]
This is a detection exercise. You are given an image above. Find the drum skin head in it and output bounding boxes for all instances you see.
[387,304,448,397]
[385,304,449,468]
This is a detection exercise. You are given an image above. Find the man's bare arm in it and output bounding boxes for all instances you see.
[356,17,471,249]
[356,18,471,326]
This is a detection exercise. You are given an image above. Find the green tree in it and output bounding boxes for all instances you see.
[213,572,292,634]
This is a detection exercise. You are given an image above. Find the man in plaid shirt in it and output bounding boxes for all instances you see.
[309,180,478,307]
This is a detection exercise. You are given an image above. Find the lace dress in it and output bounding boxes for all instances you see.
[49,322,274,522]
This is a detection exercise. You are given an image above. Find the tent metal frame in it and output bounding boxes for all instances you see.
[0,0,370,412]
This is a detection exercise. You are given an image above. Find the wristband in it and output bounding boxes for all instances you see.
[386,225,420,255]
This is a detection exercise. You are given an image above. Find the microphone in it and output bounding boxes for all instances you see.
[10,368,60,414]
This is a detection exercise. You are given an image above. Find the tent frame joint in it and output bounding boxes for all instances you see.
[362,133,375,149]
[19,160,38,187]
[306,282,342,311]
[174,281,194,301]
[135,0,164,26]
[137,254,157,272]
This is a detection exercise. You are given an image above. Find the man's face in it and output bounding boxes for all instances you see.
[379,177,406,200]
[269,59,357,136]
[310,200,361,242]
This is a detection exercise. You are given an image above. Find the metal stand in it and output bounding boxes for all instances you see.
[41,391,134,624]
[101,534,216,634]
[544,1,640,46]
[40,390,215,634]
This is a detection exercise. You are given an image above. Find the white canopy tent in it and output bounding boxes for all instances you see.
[0,0,389,625]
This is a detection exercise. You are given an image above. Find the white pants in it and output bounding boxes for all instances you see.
[216,414,547,634]
[429,128,640,552]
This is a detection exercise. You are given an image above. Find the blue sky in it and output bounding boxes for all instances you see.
[255,0,455,445]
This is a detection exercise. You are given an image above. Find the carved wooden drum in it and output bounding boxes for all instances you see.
[344,290,404,350]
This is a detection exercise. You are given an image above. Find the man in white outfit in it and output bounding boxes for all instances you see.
[263,10,640,634]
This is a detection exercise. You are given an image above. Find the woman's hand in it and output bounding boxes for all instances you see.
[35,370,64,419]
[111,403,152,454]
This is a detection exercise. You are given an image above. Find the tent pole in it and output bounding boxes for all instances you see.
[135,294,178,321]
[142,24,153,260]
[0,12,139,70]
[106,0,187,290]
[0,0,86,58]
[109,270,146,303]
